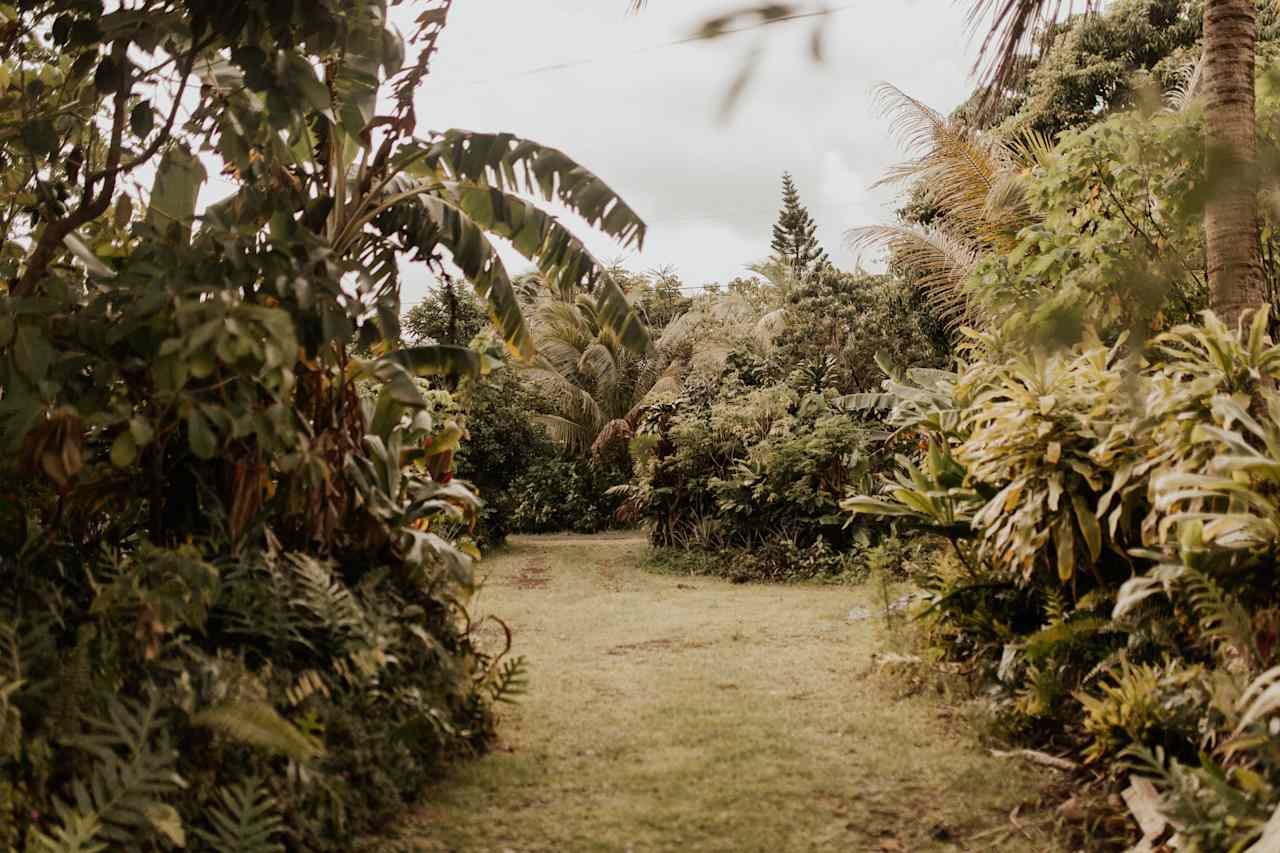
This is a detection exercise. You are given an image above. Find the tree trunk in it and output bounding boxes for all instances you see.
[1203,0,1265,326]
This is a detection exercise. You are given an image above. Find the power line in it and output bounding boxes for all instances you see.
[644,197,871,227]
[428,5,853,89]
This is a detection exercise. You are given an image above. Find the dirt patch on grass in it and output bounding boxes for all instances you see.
[399,534,1062,852]
[606,637,710,656]
[509,559,551,590]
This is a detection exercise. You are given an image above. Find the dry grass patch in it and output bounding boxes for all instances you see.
[398,535,1062,852]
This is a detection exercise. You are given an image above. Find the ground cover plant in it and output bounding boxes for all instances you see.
[0,1,652,849]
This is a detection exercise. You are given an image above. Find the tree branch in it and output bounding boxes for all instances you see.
[11,41,132,299]
[11,36,209,299]
[86,37,208,183]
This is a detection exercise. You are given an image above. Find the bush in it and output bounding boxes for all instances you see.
[0,397,516,850]
[507,456,629,535]
[773,269,948,395]
[847,309,1280,849]
[453,364,557,548]
[624,382,875,550]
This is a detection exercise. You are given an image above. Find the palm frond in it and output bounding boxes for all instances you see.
[753,307,787,351]
[413,130,646,250]
[578,342,622,392]
[1165,53,1205,113]
[966,1,1096,94]
[532,413,596,455]
[372,185,533,358]
[872,84,1010,242]
[192,701,322,763]
[654,308,706,353]
[523,365,606,450]
[441,181,650,352]
[846,224,980,328]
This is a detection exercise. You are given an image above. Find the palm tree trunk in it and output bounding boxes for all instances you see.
[1203,0,1265,326]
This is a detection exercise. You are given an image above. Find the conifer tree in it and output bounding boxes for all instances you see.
[770,173,829,281]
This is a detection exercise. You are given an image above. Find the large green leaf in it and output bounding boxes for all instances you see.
[374,187,533,358]
[381,345,482,380]
[447,183,650,353]
[146,145,207,238]
[409,130,647,251]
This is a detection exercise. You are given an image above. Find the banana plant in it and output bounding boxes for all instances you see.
[196,43,651,369]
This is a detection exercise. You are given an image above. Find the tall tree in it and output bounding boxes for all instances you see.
[972,0,1265,324]
[1202,0,1265,322]
[770,173,829,281]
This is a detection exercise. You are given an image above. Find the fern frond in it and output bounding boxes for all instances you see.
[489,656,529,706]
[33,697,184,850]
[285,669,332,707]
[192,701,323,763]
[1043,588,1067,626]
[1237,666,1280,733]
[285,554,367,635]
[0,613,59,704]
[1024,616,1115,662]
[193,777,286,853]
[1181,568,1257,669]
[27,811,106,853]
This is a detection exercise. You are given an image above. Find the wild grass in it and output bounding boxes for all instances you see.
[397,535,1063,852]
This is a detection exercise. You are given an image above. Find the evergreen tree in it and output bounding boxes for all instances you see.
[770,173,829,281]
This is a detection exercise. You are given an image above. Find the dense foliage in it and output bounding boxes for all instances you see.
[0,0,650,848]
[848,312,1280,848]
[831,0,1280,842]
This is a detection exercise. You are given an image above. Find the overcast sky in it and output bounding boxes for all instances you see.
[388,1,986,305]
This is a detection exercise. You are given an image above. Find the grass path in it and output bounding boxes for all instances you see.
[401,535,1057,852]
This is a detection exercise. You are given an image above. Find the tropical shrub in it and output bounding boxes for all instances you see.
[0,0,650,848]
[847,309,1280,848]
[620,374,882,580]
[506,456,629,535]
[772,268,949,395]
[451,360,555,548]
[968,102,1209,345]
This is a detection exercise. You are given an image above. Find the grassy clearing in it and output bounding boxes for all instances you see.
[400,535,1061,852]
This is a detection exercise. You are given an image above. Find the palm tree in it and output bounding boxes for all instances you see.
[522,292,650,458]
[1201,0,1265,323]
[524,285,786,458]
[846,84,1048,330]
[971,0,1263,325]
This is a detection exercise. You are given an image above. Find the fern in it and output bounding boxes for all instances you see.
[192,701,323,763]
[1181,568,1257,669]
[286,554,368,635]
[30,697,184,851]
[1024,616,1116,663]
[27,811,106,853]
[193,777,286,853]
[285,669,332,707]
[0,614,59,706]
[1237,666,1280,733]
[1120,744,1213,828]
[488,656,529,706]
[0,678,22,760]
[1042,587,1068,626]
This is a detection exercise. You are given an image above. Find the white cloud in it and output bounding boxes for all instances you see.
[392,0,986,297]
